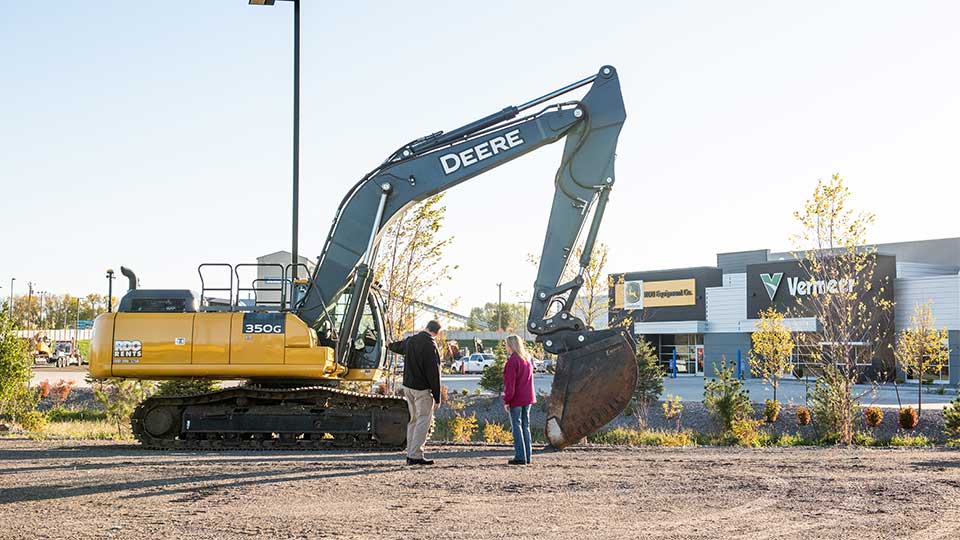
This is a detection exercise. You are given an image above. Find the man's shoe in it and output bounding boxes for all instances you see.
[406,457,434,465]
[508,459,526,465]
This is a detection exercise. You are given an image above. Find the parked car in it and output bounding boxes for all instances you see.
[532,358,545,373]
[451,353,496,374]
[51,340,84,367]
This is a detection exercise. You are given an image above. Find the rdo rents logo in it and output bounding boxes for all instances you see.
[113,340,142,358]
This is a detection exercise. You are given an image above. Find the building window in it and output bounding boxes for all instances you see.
[656,334,703,375]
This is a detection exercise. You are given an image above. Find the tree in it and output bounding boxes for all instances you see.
[749,307,794,403]
[790,174,893,445]
[704,359,753,434]
[479,340,507,394]
[632,337,663,428]
[466,302,527,332]
[375,194,456,341]
[0,312,36,422]
[895,302,950,417]
[526,242,610,328]
[92,378,154,436]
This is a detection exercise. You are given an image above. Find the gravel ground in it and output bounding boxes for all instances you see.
[1,439,960,539]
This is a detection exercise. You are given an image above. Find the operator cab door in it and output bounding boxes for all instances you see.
[325,287,386,370]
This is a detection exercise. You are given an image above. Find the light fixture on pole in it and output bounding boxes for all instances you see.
[497,283,503,332]
[106,269,115,313]
[248,0,302,281]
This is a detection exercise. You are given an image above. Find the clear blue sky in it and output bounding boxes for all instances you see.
[2,1,959,313]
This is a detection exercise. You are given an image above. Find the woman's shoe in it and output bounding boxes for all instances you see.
[508,459,525,465]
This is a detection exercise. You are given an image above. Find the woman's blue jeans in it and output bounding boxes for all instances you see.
[510,405,532,463]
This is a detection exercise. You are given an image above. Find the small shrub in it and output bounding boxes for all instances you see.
[704,360,752,433]
[632,339,663,428]
[588,428,694,447]
[37,380,51,399]
[482,422,512,444]
[450,413,478,442]
[52,380,75,404]
[943,398,960,439]
[769,432,815,447]
[93,379,155,436]
[889,434,932,447]
[473,388,481,396]
[730,418,763,447]
[154,379,220,397]
[461,389,469,396]
[662,394,683,431]
[863,406,884,428]
[18,410,48,432]
[46,405,107,422]
[763,399,781,423]
[853,431,876,447]
[898,406,919,430]
[796,406,811,426]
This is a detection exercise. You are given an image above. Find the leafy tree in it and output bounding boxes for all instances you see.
[466,302,527,332]
[479,340,507,394]
[749,307,794,403]
[632,337,663,428]
[791,174,893,445]
[704,359,752,433]
[944,397,960,440]
[0,312,36,422]
[895,302,950,417]
[375,194,456,340]
[93,379,155,436]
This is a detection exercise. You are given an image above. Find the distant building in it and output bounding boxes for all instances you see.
[253,251,316,308]
[609,237,960,384]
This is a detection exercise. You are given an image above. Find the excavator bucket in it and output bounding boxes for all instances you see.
[545,330,637,449]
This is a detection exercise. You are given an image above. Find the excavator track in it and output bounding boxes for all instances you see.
[131,385,409,451]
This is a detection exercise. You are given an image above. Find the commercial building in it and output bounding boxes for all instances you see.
[608,237,960,385]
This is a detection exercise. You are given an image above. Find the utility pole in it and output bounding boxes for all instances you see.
[497,282,503,332]
[38,290,46,329]
[519,300,531,341]
[27,282,34,330]
[75,298,81,351]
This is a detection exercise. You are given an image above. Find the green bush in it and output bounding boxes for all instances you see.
[631,338,664,428]
[662,394,683,431]
[0,312,36,422]
[482,422,512,444]
[18,410,48,432]
[898,406,919,430]
[46,405,107,422]
[704,360,752,433]
[763,399,781,423]
[450,413,478,442]
[154,379,221,397]
[889,434,932,447]
[588,428,694,447]
[730,418,763,447]
[943,398,960,439]
[93,379,155,436]
[767,432,816,447]
[478,341,507,394]
[863,406,884,428]
[852,431,876,446]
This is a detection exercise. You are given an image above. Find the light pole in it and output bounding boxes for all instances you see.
[38,290,46,329]
[519,300,530,341]
[7,277,13,319]
[497,282,503,332]
[249,0,301,281]
[27,282,34,330]
[106,269,115,313]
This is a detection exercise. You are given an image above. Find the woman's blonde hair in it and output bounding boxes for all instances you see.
[505,334,531,361]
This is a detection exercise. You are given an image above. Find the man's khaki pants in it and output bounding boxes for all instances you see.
[402,386,435,460]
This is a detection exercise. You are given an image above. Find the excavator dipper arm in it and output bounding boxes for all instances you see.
[298,66,636,448]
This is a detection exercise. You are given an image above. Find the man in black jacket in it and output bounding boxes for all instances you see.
[388,320,443,465]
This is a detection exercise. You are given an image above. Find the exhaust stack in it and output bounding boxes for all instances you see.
[120,266,138,291]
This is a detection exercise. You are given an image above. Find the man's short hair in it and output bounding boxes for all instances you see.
[426,320,442,334]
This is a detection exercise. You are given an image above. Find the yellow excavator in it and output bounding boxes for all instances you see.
[89,65,637,450]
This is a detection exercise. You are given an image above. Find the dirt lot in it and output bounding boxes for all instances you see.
[2,440,960,539]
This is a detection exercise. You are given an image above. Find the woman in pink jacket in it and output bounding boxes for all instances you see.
[502,334,536,465]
